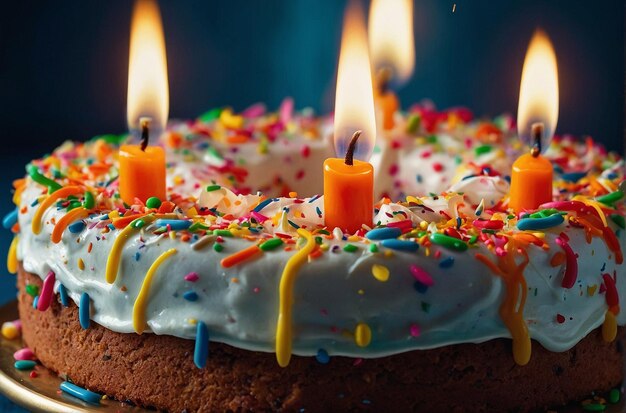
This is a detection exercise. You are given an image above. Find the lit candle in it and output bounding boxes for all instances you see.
[509,29,559,212]
[119,0,169,205]
[324,0,376,233]
[368,0,415,130]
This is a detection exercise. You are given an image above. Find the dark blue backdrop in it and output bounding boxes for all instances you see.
[0,1,623,411]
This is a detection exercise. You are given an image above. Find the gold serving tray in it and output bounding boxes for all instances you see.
[0,299,623,412]
[0,300,149,412]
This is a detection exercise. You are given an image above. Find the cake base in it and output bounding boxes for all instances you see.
[17,266,624,413]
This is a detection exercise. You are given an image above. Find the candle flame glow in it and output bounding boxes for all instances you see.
[368,0,415,86]
[517,29,559,152]
[127,0,169,133]
[334,0,377,162]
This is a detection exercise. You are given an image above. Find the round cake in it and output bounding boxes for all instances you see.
[6,102,626,412]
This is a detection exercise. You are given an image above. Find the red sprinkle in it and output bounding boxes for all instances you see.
[472,219,504,230]
[432,162,444,172]
[555,236,578,289]
[603,273,619,308]
[556,314,565,324]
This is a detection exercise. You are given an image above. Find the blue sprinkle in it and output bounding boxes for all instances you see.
[194,321,209,368]
[100,214,109,221]
[32,296,39,309]
[380,239,419,252]
[607,172,618,180]
[135,251,141,261]
[439,256,455,268]
[79,292,90,329]
[316,349,330,364]
[183,291,199,302]
[2,209,18,230]
[315,206,322,216]
[14,360,37,370]
[30,199,39,207]
[517,214,564,231]
[287,220,300,229]
[107,223,115,230]
[362,399,372,405]
[60,381,101,405]
[155,219,192,230]
[68,221,85,234]
[58,284,69,307]
[416,174,423,183]
[414,281,428,294]
[560,171,587,183]
[601,262,606,272]
[366,227,402,240]
[253,198,273,212]
[462,174,477,181]
[308,194,321,203]
[456,217,462,229]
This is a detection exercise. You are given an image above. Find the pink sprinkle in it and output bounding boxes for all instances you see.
[433,162,444,172]
[251,211,269,223]
[241,102,266,118]
[410,324,421,337]
[421,151,432,159]
[464,138,473,149]
[253,287,260,294]
[434,250,442,259]
[37,271,55,312]
[495,246,506,256]
[353,358,363,366]
[14,348,35,361]
[391,140,402,149]
[410,265,434,286]
[301,145,310,158]
[279,97,294,125]
[12,320,22,331]
[389,164,398,176]
[184,272,199,282]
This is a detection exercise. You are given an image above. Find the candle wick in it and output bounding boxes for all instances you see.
[344,130,362,166]
[530,122,544,158]
[140,117,151,152]
[376,67,393,94]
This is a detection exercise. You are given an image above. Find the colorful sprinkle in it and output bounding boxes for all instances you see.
[371,264,390,282]
[354,322,372,347]
[221,244,262,268]
[343,244,358,253]
[14,360,36,371]
[555,236,578,289]
[184,272,199,282]
[60,381,101,405]
[516,214,564,231]
[36,271,55,312]
[410,265,434,286]
[315,349,330,364]
[365,227,402,240]
[183,291,199,302]
[438,256,455,268]
[380,239,419,252]
[259,238,284,251]
[1,322,19,340]
[13,348,35,361]
[79,292,90,329]
[430,233,468,251]
[58,284,69,307]
[155,219,192,230]
[194,321,209,368]
[2,209,18,230]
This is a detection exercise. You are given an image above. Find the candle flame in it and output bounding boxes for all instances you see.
[334,0,377,162]
[517,29,559,151]
[368,0,415,86]
[127,0,169,132]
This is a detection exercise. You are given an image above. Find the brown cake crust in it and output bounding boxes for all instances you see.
[16,265,624,413]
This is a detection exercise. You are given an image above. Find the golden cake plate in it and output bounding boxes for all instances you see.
[0,299,623,413]
[0,300,149,412]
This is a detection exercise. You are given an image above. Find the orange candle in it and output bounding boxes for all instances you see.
[324,132,373,233]
[119,143,166,205]
[509,151,553,212]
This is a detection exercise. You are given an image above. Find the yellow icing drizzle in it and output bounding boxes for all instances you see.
[31,186,84,235]
[105,215,157,284]
[275,228,316,367]
[476,239,531,366]
[602,310,617,342]
[51,207,89,243]
[132,248,177,334]
[7,236,18,274]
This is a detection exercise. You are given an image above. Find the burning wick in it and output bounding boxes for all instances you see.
[344,130,362,166]
[140,116,152,152]
[530,122,544,157]
[376,67,393,95]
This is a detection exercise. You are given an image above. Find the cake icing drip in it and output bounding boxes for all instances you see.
[7,103,626,367]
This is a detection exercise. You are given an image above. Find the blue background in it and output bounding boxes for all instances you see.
[0,1,623,411]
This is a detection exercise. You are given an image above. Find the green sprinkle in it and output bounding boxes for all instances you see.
[25,284,39,297]
[427,135,438,143]
[474,144,492,156]
[207,146,223,160]
[67,200,82,211]
[343,244,358,253]
[14,360,36,371]
[582,402,606,412]
[406,114,421,134]
[205,185,221,192]
[189,222,210,232]
[610,214,625,230]
[469,234,478,244]
[259,238,284,251]
[198,107,222,122]
[596,190,624,206]
[421,301,431,313]
[214,229,233,237]
[317,229,330,235]
[213,243,224,252]
[82,191,95,209]
[315,236,323,245]
[529,208,563,219]
[146,197,162,209]
[131,218,145,229]
[27,164,62,193]
[609,388,620,404]
[430,233,468,252]
[369,244,379,253]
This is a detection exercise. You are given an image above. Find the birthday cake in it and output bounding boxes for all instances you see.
[7,103,626,412]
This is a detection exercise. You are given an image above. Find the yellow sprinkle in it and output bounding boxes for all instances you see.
[77,258,85,271]
[133,248,178,334]
[573,195,608,228]
[354,322,372,347]
[186,207,198,217]
[587,285,597,297]
[358,289,365,295]
[425,247,430,257]
[406,195,422,205]
[1,322,19,340]
[384,250,394,258]
[31,186,84,235]
[276,229,316,368]
[188,318,197,325]
[531,232,545,239]
[347,235,360,242]
[108,210,120,219]
[371,264,390,282]
[169,231,176,240]
[288,191,298,198]
[419,221,428,229]
[105,215,157,284]
[7,236,18,274]
[602,310,618,342]
[219,108,244,129]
